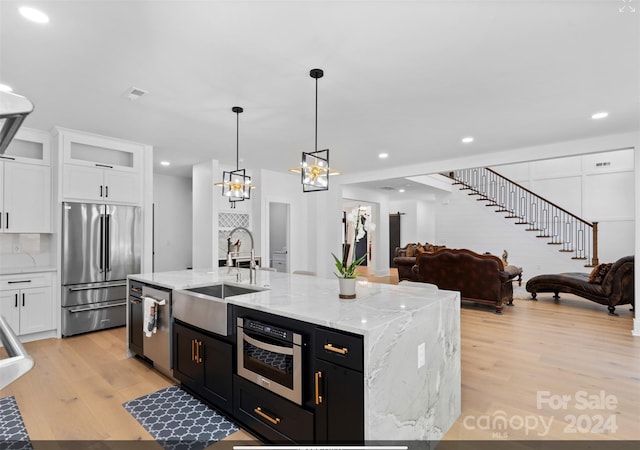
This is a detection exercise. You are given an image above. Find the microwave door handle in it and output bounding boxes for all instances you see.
[242,332,294,356]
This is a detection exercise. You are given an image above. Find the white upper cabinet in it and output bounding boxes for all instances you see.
[57,128,144,205]
[0,128,52,233]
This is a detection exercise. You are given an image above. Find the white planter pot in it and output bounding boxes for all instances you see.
[338,277,357,299]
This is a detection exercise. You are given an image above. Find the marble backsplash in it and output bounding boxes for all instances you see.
[0,234,54,271]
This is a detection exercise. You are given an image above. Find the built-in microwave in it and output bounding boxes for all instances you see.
[236,317,302,405]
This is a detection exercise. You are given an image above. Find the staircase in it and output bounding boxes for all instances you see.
[444,168,599,267]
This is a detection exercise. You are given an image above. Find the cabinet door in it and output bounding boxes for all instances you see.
[3,162,51,232]
[19,287,54,335]
[173,322,202,387]
[0,290,21,334]
[314,359,364,443]
[200,333,233,414]
[63,164,104,202]
[129,297,144,356]
[103,169,141,205]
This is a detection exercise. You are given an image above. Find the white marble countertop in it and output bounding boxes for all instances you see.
[129,267,461,440]
[0,266,57,276]
[129,268,457,336]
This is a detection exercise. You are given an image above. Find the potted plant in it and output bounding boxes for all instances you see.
[332,207,376,299]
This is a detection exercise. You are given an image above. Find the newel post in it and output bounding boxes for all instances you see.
[591,221,599,266]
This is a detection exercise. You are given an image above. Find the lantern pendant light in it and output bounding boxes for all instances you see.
[216,106,253,208]
[289,68,340,192]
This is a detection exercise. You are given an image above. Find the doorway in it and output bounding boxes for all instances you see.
[269,202,290,272]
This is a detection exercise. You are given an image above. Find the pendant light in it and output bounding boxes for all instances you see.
[288,68,340,192]
[215,106,253,208]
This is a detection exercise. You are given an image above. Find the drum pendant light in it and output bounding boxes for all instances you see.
[289,69,340,192]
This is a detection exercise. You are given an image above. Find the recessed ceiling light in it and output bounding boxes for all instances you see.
[399,189,405,193]
[591,112,609,120]
[462,136,474,143]
[19,6,50,24]
[0,84,13,92]
[378,153,389,159]
[160,161,170,166]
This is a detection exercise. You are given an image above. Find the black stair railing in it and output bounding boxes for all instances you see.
[445,168,599,267]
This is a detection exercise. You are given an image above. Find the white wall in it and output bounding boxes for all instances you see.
[388,197,438,246]
[153,174,193,272]
[433,149,634,280]
[494,149,634,264]
[192,160,216,269]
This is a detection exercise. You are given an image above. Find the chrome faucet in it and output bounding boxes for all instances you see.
[228,226,256,283]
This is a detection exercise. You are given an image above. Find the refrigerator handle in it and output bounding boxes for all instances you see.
[99,214,104,273]
[106,214,111,272]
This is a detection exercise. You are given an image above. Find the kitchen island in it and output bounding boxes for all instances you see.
[128,268,461,442]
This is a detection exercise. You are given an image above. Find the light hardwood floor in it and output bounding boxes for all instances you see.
[1,270,638,442]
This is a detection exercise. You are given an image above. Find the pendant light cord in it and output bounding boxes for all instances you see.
[315,76,318,153]
[236,109,240,170]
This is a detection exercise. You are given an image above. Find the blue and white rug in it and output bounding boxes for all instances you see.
[0,396,32,450]
[123,386,239,450]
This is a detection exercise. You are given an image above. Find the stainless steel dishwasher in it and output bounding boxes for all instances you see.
[141,284,172,378]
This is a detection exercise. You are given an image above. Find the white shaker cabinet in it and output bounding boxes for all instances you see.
[0,128,52,233]
[56,127,144,205]
[0,273,55,337]
[63,164,139,204]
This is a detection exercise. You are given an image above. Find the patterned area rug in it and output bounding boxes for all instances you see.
[0,396,32,450]
[123,386,238,450]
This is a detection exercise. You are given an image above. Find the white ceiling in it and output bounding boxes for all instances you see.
[1,0,638,181]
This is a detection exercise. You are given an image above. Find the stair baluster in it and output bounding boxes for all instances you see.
[445,168,598,267]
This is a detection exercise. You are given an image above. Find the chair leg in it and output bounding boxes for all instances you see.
[553,291,560,300]
[608,305,618,316]
[530,292,537,300]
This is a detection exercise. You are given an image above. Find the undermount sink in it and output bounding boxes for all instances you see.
[173,282,268,336]
[186,282,265,299]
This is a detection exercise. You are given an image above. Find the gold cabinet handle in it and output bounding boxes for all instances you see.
[254,407,280,425]
[191,339,195,362]
[314,371,323,405]
[324,343,348,355]
[197,340,203,363]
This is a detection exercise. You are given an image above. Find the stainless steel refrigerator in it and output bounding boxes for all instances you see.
[61,202,141,336]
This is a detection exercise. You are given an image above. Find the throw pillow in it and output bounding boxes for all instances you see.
[405,244,416,258]
[588,263,613,284]
[415,246,425,257]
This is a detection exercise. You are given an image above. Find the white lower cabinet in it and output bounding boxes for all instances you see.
[0,273,55,338]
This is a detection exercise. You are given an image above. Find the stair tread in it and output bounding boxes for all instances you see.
[536,235,552,238]
[547,242,562,245]
[526,228,541,231]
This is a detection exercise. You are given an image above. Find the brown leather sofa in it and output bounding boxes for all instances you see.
[393,243,446,282]
[411,248,518,314]
[525,256,634,315]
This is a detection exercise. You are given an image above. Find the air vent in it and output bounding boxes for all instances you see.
[379,186,396,190]
[595,162,611,167]
[125,87,148,101]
